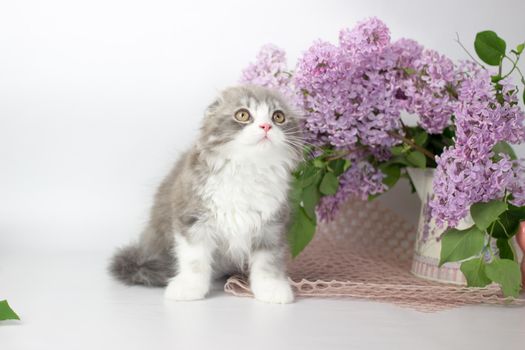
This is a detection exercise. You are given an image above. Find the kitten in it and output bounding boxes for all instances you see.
[110,85,303,304]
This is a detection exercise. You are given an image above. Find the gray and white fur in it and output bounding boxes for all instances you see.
[110,85,303,303]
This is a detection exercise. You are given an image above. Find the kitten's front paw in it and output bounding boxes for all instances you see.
[164,274,210,301]
[250,277,294,304]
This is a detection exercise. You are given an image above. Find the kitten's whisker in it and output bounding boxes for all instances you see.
[283,139,304,148]
[283,128,304,133]
[283,144,307,162]
[285,138,323,152]
[285,136,311,143]
[287,138,320,147]
[283,140,306,152]
[283,141,318,160]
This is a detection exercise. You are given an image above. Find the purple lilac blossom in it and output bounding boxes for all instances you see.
[430,147,515,227]
[240,44,293,98]
[339,17,391,58]
[429,66,525,227]
[400,49,458,133]
[240,18,525,223]
[293,19,404,156]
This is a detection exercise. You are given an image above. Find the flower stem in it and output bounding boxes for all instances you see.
[501,55,520,80]
[503,56,525,84]
[455,33,484,67]
[389,131,436,160]
[324,151,351,161]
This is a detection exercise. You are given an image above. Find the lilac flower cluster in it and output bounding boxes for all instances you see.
[429,65,525,227]
[240,44,293,98]
[295,20,403,150]
[338,17,391,58]
[430,148,515,227]
[240,17,525,224]
[454,65,525,154]
[395,45,458,133]
[240,18,466,219]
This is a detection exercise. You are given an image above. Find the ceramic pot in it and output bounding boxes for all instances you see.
[517,223,525,287]
[407,167,473,284]
[408,167,525,286]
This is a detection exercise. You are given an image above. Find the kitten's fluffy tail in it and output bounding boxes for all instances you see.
[109,244,174,287]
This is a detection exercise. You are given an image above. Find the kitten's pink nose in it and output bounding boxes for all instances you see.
[259,123,272,133]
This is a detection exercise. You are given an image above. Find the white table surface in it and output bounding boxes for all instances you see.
[1,252,524,350]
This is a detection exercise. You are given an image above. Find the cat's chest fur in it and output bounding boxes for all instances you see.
[200,156,290,250]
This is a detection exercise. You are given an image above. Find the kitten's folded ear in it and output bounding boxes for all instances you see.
[205,100,220,115]
[204,93,224,116]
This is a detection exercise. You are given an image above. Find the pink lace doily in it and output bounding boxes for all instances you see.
[224,199,525,312]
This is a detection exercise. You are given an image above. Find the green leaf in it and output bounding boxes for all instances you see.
[329,159,347,176]
[442,126,456,140]
[406,151,426,169]
[496,238,515,260]
[414,131,428,146]
[491,75,502,83]
[289,177,303,202]
[292,160,308,177]
[439,226,485,266]
[470,200,508,231]
[492,141,517,160]
[489,219,515,240]
[343,159,351,172]
[300,167,323,188]
[295,163,313,183]
[488,210,521,239]
[460,258,492,288]
[0,300,20,321]
[508,203,525,218]
[302,183,320,221]
[313,158,325,168]
[287,207,316,257]
[387,155,412,166]
[516,43,524,54]
[474,31,507,66]
[368,193,380,201]
[380,164,401,188]
[390,145,405,156]
[485,258,522,297]
[319,172,339,195]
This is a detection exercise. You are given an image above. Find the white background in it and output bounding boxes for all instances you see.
[2,2,525,349]
[1,0,525,255]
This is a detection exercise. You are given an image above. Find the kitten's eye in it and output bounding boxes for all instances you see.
[272,111,286,124]
[234,109,251,123]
